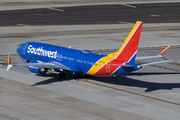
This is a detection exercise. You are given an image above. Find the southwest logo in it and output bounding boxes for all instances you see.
[27,45,57,59]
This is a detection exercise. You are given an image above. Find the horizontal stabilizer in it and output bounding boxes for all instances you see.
[138,60,173,66]
[136,55,161,60]
[136,45,170,60]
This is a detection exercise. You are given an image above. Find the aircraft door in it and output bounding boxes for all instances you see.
[58,54,63,61]
[106,61,111,73]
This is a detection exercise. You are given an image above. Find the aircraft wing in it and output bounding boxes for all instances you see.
[7,62,71,71]
[6,54,71,71]
[136,45,170,60]
[138,59,173,66]
[14,62,70,70]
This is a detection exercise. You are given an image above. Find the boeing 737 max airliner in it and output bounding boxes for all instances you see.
[7,21,173,79]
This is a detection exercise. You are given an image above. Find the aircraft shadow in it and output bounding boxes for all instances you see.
[31,73,72,86]
[128,72,180,76]
[31,71,81,86]
[32,72,180,92]
[91,72,180,92]
[31,78,59,86]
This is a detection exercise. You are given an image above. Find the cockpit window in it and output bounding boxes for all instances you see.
[18,45,22,49]
[22,43,28,54]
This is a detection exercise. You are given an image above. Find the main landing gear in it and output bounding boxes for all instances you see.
[83,73,91,78]
[56,72,91,79]
[57,72,66,79]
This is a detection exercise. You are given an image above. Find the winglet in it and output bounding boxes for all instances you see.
[159,45,170,56]
[7,54,13,71]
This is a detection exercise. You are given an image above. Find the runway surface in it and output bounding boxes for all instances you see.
[0,23,180,119]
[0,46,180,120]
[0,1,180,120]
[0,2,180,26]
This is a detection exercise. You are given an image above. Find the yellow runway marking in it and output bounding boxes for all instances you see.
[82,37,100,39]
[17,24,30,26]
[47,7,64,12]
[91,45,180,53]
[121,4,136,8]
[118,21,133,24]
[169,63,180,66]
[41,39,57,41]
[77,79,87,82]
[0,35,26,38]
[0,63,7,65]
[0,59,8,62]
[0,27,180,38]
[0,54,18,56]
[150,15,161,17]
[150,65,180,72]
[0,54,18,65]
[0,55,7,56]
[0,59,16,64]
[77,79,180,106]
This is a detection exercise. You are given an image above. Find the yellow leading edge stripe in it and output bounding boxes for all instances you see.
[86,56,113,75]
[159,45,170,56]
[8,54,10,64]
[108,21,141,59]
[86,21,141,75]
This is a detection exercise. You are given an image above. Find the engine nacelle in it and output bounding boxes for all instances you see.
[28,61,48,74]
[28,66,40,74]
[21,58,28,63]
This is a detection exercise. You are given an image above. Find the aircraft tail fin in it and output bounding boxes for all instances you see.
[108,21,143,63]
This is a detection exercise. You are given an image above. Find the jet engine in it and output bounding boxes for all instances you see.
[28,61,48,74]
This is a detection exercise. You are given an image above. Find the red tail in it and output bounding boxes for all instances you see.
[108,21,143,63]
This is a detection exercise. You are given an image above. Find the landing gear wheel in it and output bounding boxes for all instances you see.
[39,68,48,74]
[83,73,91,78]
[57,72,66,79]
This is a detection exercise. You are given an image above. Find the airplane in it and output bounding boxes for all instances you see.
[7,21,173,79]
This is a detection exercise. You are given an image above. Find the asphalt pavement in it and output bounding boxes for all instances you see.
[0,2,179,26]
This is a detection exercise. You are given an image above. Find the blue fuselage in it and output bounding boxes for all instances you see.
[17,42,138,76]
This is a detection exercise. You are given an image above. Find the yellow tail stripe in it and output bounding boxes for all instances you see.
[86,56,112,75]
[87,21,141,75]
[108,21,141,59]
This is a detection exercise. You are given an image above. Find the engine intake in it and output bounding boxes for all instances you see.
[28,61,48,74]
[137,65,142,69]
